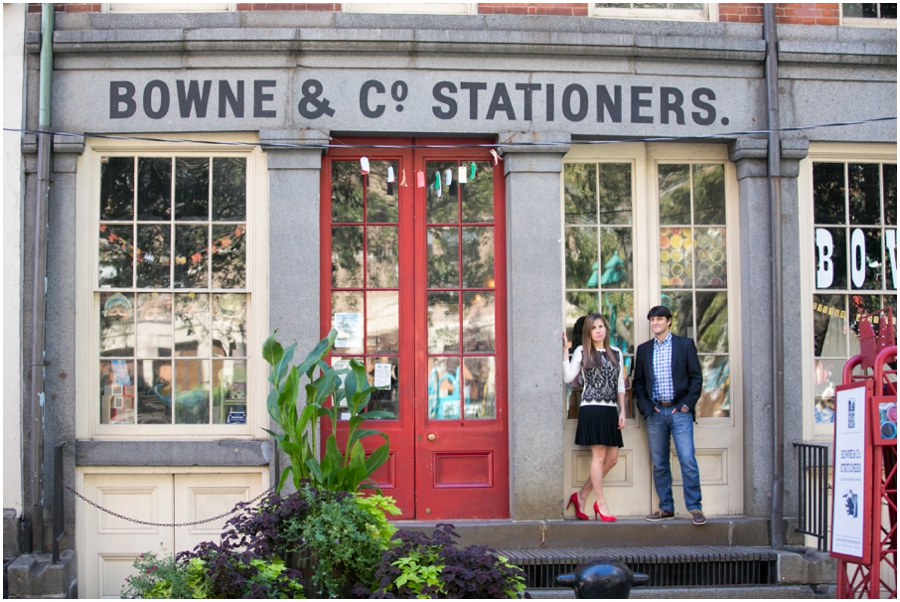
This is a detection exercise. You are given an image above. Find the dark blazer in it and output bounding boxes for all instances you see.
[632,334,703,419]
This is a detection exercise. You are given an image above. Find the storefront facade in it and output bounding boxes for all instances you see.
[6,4,896,598]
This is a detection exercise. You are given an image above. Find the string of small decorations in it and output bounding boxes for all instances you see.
[98,223,246,265]
[358,151,502,197]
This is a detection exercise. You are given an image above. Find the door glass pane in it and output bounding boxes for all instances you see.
[212,157,246,221]
[601,291,635,356]
[100,157,134,221]
[565,291,599,326]
[598,163,632,225]
[695,291,728,353]
[99,359,135,424]
[600,227,632,288]
[564,163,597,225]
[367,226,399,288]
[660,227,692,288]
[100,292,135,356]
[212,293,247,357]
[99,224,134,288]
[366,356,399,418]
[427,161,458,223]
[461,227,494,288]
[665,291,694,339]
[332,161,364,223]
[175,157,209,221]
[137,157,172,220]
[136,224,171,288]
[813,294,848,357]
[213,359,247,424]
[136,293,172,357]
[814,357,843,424]
[884,164,897,225]
[427,357,461,420]
[174,358,210,424]
[428,292,460,353]
[565,227,598,289]
[697,355,729,418]
[174,293,210,357]
[463,292,495,352]
[332,292,365,355]
[692,164,725,225]
[658,164,691,225]
[461,161,494,223]
[427,227,459,288]
[136,358,171,424]
[332,357,363,417]
[366,160,399,223]
[463,357,495,419]
[174,224,209,288]
[332,226,364,288]
[211,224,246,289]
[367,291,399,354]
[695,226,727,287]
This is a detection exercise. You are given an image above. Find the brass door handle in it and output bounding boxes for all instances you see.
[427,433,436,441]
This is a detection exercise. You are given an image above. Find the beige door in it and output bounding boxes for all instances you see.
[80,470,266,599]
[562,143,743,519]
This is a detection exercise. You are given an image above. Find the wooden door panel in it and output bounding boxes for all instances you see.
[174,472,264,552]
[82,474,175,599]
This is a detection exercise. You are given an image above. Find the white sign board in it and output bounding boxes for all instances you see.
[831,384,867,559]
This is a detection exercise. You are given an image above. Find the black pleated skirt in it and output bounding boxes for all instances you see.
[574,404,624,448]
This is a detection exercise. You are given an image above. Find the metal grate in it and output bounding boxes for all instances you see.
[497,546,778,589]
[794,442,830,551]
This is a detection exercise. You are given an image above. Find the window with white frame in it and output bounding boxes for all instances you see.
[810,158,897,427]
[590,3,713,21]
[105,3,235,13]
[841,3,897,27]
[95,151,252,428]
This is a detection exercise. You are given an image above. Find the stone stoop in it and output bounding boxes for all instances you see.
[6,551,77,599]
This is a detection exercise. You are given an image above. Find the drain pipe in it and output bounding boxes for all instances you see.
[763,4,785,551]
[28,2,54,554]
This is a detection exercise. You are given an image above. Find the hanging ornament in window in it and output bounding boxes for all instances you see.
[434,171,442,198]
[446,168,457,197]
[387,165,395,196]
[416,170,425,188]
[458,164,467,184]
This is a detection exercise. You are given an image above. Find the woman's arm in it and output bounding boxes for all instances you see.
[617,350,627,428]
[563,346,583,384]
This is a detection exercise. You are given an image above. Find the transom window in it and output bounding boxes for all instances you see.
[591,3,711,21]
[96,155,249,426]
[811,161,897,425]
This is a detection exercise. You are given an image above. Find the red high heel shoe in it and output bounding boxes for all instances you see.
[567,493,589,521]
[594,502,617,522]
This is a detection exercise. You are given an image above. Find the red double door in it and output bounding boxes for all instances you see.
[320,139,509,519]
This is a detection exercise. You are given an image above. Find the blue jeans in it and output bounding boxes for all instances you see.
[646,409,702,512]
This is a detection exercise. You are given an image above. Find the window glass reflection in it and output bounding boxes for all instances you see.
[366,356,399,418]
[100,157,134,221]
[136,293,172,358]
[174,359,210,424]
[100,359,136,424]
[427,357,461,420]
[598,163,632,225]
[100,292,135,357]
[463,357,495,419]
[463,292,495,352]
[428,292,460,354]
[564,163,597,225]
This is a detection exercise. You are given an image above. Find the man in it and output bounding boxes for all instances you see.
[632,305,706,525]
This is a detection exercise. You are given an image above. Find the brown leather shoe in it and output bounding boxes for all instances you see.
[691,510,707,525]
[645,509,675,521]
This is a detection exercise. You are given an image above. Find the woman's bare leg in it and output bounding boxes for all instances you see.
[590,445,612,515]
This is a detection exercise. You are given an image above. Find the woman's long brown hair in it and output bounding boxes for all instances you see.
[580,313,618,371]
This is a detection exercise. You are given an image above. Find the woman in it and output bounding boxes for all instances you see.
[562,313,626,522]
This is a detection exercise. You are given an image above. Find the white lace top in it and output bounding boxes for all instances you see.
[563,346,626,407]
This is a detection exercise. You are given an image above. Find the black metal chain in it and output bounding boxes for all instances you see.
[59,479,273,528]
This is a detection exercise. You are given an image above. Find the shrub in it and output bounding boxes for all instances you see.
[120,551,208,599]
[354,524,528,599]
[180,544,305,599]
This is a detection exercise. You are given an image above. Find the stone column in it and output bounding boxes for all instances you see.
[498,132,571,520]
[727,138,808,528]
[260,129,330,491]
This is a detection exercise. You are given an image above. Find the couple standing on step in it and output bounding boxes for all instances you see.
[562,306,707,526]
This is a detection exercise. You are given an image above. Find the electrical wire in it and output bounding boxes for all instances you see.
[3,116,896,150]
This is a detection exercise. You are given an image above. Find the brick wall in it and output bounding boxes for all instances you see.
[29,3,99,12]
[478,3,588,16]
[719,3,841,25]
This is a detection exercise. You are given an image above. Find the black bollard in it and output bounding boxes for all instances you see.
[556,558,650,599]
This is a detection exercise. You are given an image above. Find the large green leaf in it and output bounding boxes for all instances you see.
[275,466,292,495]
[297,330,337,378]
[312,369,339,407]
[273,341,298,387]
[364,442,391,475]
[345,441,368,491]
[348,428,388,450]
[262,332,283,367]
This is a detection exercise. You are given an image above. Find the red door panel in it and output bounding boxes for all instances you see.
[322,140,508,519]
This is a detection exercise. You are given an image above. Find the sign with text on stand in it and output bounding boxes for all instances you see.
[830,381,874,564]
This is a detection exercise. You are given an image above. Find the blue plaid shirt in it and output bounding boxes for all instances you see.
[652,333,675,403]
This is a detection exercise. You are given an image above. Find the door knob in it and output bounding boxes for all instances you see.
[427,433,436,441]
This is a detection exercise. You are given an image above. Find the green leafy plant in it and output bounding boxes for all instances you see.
[393,550,444,599]
[354,493,401,549]
[120,551,209,599]
[281,488,400,598]
[263,328,393,494]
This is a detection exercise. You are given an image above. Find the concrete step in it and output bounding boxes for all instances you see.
[6,551,77,599]
[394,516,768,549]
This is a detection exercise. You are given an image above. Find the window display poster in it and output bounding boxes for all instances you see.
[374,363,392,389]
[111,359,131,386]
[831,384,868,560]
[334,313,362,349]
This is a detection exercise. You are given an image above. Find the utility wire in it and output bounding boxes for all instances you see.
[3,116,896,150]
